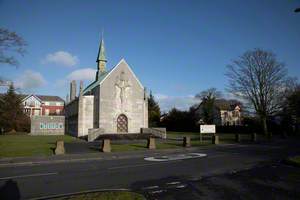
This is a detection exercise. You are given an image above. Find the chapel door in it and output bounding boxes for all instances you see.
[117,114,128,133]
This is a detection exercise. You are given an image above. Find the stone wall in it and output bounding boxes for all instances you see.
[98,60,148,133]
[30,115,65,135]
[141,127,167,139]
[64,98,79,136]
[78,95,94,137]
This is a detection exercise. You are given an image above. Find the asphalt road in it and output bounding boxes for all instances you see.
[0,139,299,200]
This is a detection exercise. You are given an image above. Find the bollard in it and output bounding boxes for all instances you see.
[147,137,156,149]
[55,140,65,155]
[281,131,287,139]
[212,135,219,145]
[268,132,272,140]
[183,136,191,147]
[251,133,257,142]
[102,139,111,153]
[235,134,241,142]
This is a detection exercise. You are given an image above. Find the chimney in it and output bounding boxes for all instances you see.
[79,80,83,96]
[66,94,69,103]
[70,80,77,101]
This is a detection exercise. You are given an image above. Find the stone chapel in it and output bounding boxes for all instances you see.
[65,37,148,138]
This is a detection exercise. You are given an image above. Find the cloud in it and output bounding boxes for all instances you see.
[42,51,79,67]
[66,68,96,81]
[154,93,199,112]
[54,68,96,89]
[15,70,46,90]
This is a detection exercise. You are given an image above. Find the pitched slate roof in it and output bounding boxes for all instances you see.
[214,99,241,110]
[83,70,110,95]
[35,95,64,102]
[83,59,144,95]
[0,93,64,102]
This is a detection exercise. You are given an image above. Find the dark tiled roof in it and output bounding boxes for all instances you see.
[35,95,64,102]
[215,99,241,110]
[0,93,64,102]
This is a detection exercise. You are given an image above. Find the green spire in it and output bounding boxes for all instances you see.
[96,34,107,76]
[96,37,106,63]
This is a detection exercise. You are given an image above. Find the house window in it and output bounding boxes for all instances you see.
[45,102,49,106]
[45,109,49,115]
[56,109,60,114]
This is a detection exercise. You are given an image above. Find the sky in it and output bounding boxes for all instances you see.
[0,0,300,112]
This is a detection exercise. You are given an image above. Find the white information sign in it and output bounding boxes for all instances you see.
[200,125,216,134]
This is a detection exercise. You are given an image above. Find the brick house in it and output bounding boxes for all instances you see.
[20,94,64,116]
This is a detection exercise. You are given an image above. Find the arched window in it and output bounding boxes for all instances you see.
[117,114,128,133]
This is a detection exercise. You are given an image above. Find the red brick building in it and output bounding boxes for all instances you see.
[20,94,65,116]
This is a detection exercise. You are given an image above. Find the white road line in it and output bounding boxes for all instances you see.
[176,184,186,189]
[150,190,164,194]
[166,181,181,185]
[108,160,181,170]
[143,185,159,190]
[144,153,207,162]
[0,172,58,180]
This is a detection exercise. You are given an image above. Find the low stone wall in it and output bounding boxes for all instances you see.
[88,128,105,142]
[141,127,167,139]
[30,115,65,135]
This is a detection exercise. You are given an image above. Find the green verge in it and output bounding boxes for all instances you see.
[0,134,80,158]
[286,156,300,167]
[55,191,144,200]
[0,131,266,157]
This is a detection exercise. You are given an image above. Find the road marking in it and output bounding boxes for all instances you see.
[143,185,159,190]
[108,160,181,170]
[144,153,207,162]
[176,184,186,189]
[150,190,164,194]
[0,172,58,180]
[166,181,181,185]
[0,157,104,168]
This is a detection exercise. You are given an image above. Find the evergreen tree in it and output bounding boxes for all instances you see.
[195,88,222,124]
[0,84,30,133]
[148,91,161,127]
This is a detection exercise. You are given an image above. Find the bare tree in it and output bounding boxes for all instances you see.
[195,88,222,101]
[0,28,27,67]
[226,49,287,135]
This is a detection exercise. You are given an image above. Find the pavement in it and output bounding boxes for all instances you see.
[0,138,299,199]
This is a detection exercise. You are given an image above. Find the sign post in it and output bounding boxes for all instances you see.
[200,125,216,143]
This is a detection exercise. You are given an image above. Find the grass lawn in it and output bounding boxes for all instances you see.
[287,156,300,167]
[55,191,144,200]
[167,131,267,141]
[0,131,269,158]
[0,134,80,158]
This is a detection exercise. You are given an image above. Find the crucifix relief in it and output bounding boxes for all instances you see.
[115,71,131,105]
